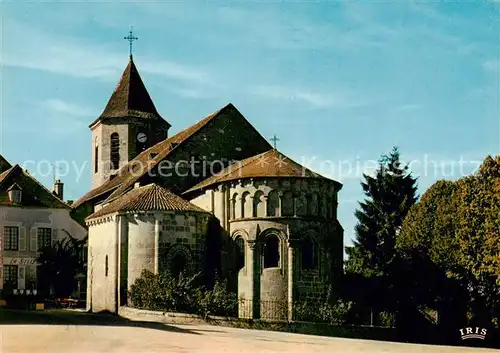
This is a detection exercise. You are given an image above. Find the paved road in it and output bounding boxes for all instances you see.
[1,323,497,353]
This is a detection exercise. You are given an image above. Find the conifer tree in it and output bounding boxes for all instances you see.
[345,147,418,278]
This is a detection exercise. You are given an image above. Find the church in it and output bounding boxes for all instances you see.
[73,51,344,320]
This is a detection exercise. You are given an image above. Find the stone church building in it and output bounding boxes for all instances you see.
[74,54,343,320]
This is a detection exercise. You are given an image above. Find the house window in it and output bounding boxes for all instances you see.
[3,265,18,290]
[37,228,52,250]
[301,237,317,270]
[105,255,109,277]
[263,234,280,268]
[110,133,120,170]
[4,226,19,250]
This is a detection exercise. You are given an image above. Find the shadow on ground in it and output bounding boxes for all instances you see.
[0,309,201,335]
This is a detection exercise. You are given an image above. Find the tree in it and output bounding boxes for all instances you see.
[455,156,500,322]
[36,231,87,298]
[398,155,500,325]
[344,147,418,315]
[397,180,468,328]
[345,147,418,278]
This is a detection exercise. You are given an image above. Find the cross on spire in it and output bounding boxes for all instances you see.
[270,134,280,149]
[124,26,138,57]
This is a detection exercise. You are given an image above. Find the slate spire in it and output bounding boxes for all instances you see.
[91,56,169,127]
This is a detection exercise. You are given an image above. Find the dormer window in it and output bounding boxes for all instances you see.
[7,184,22,204]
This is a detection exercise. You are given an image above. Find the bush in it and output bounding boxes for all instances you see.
[196,279,238,318]
[129,270,237,317]
[129,270,201,312]
[294,285,353,325]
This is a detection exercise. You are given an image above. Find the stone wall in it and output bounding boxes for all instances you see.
[90,119,170,190]
[126,214,155,294]
[91,122,130,190]
[86,210,210,312]
[87,215,118,313]
[190,176,342,320]
[157,212,208,275]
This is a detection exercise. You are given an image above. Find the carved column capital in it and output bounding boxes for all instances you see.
[247,240,258,250]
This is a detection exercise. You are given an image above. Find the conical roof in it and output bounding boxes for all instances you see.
[184,149,342,194]
[86,183,208,221]
[90,56,169,127]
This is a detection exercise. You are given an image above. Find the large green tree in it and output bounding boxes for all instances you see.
[345,147,418,278]
[398,155,500,324]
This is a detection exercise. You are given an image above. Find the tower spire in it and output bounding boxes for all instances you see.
[124,26,138,58]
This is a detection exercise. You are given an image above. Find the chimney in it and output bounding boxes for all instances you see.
[54,179,64,200]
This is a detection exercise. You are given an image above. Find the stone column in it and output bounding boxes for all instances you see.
[118,215,128,306]
[247,240,261,319]
[114,216,120,313]
[287,240,296,322]
[219,185,226,228]
[277,191,283,217]
[153,213,162,274]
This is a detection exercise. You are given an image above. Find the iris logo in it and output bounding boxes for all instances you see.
[459,327,488,340]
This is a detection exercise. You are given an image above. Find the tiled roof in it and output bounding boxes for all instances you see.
[0,165,69,209]
[72,104,230,209]
[0,154,12,173]
[184,149,342,194]
[86,183,208,221]
[89,56,170,127]
[0,167,13,183]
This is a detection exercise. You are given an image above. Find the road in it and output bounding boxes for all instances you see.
[1,322,497,353]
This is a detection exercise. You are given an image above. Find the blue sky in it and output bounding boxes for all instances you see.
[1,1,499,248]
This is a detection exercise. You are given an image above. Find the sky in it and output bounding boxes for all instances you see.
[1,0,499,248]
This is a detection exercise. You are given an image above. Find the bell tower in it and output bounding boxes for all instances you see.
[89,29,171,189]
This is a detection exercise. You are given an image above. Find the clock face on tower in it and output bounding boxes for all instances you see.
[137,132,147,144]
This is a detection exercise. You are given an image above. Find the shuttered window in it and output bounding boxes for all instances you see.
[37,228,52,250]
[4,226,19,250]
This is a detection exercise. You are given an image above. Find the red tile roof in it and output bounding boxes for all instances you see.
[89,56,170,128]
[86,183,209,221]
[184,149,342,194]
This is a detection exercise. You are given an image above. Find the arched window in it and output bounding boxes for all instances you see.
[253,190,265,217]
[267,190,279,216]
[241,192,251,218]
[110,133,120,170]
[281,191,294,216]
[320,196,328,218]
[231,193,238,219]
[301,237,317,270]
[309,193,318,216]
[94,137,99,173]
[235,236,245,271]
[263,234,280,268]
[296,192,307,216]
[105,255,109,277]
[170,253,187,278]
